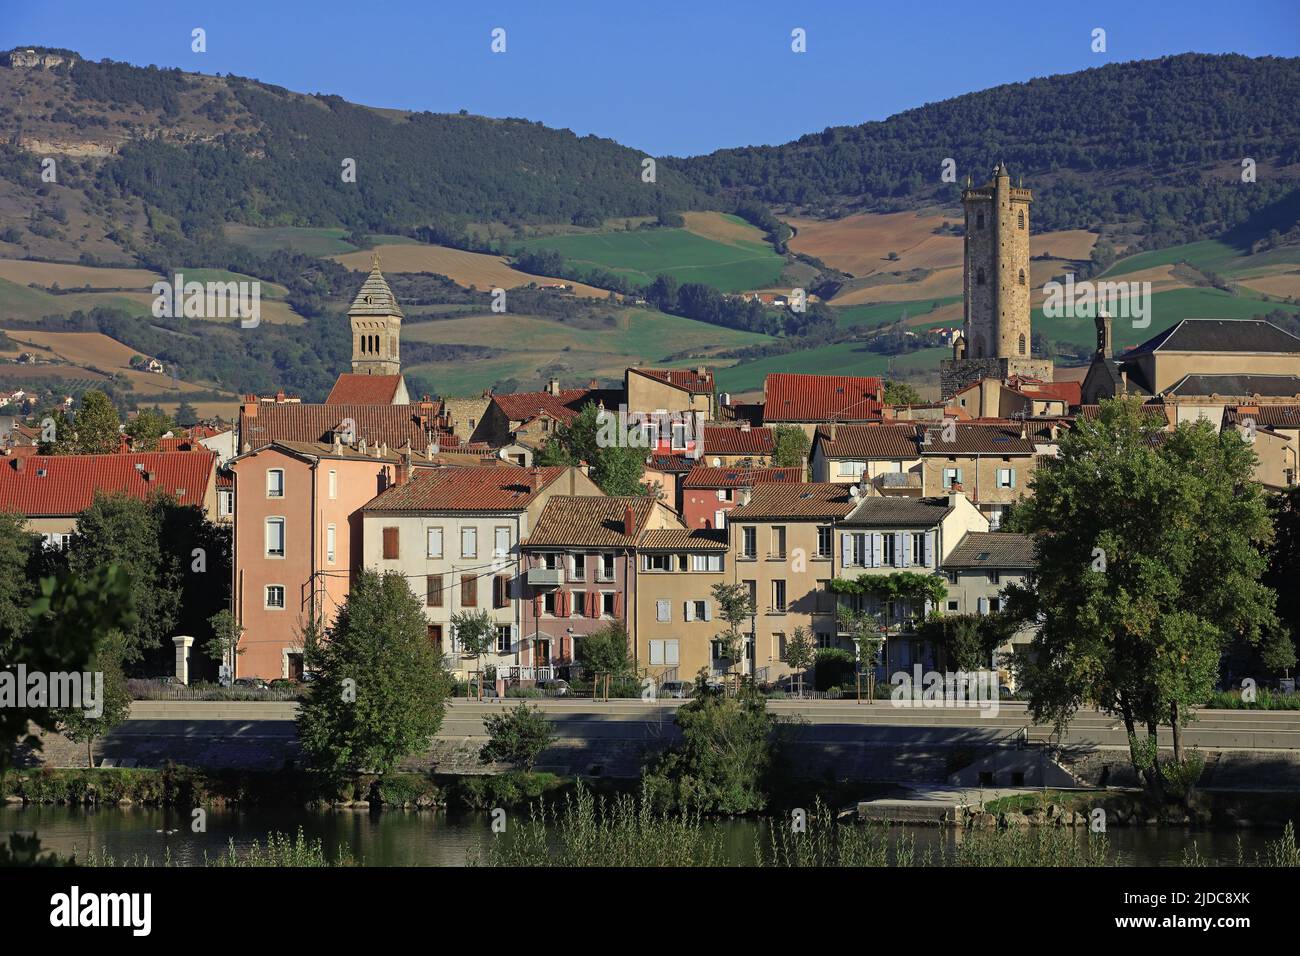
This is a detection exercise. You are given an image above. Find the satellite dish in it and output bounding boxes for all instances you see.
[711,457,721,467]
[849,485,860,498]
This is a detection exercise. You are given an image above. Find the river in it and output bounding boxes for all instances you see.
[1,805,1287,866]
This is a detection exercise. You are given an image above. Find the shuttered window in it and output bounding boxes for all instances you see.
[461,574,477,607]
[382,527,399,560]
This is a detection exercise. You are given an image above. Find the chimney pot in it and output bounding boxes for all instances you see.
[739,420,751,432]
[623,503,635,537]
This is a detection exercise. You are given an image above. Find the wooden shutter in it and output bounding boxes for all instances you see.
[427,574,443,608]
[494,574,509,609]
[461,574,477,607]
[382,526,399,559]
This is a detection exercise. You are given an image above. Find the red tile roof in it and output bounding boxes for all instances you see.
[325,373,405,405]
[763,373,884,422]
[523,495,658,547]
[492,389,595,425]
[0,451,217,516]
[645,453,696,473]
[239,402,445,451]
[814,424,921,459]
[916,423,1038,455]
[362,465,567,512]
[157,437,212,452]
[702,425,774,456]
[630,367,714,395]
[682,465,803,489]
[727,482,856,520]
[1012,379,1081,405]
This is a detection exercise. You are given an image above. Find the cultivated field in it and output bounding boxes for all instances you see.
[714,344,950,393]
[224,224,359,257]
[0,259,162,289]
[834,267,964,305]
[514,217,786,293]
[330,242,610,298]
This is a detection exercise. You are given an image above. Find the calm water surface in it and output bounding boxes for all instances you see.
[1,805,1288,866]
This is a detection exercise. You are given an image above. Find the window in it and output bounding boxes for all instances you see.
[685,599,710,621]
[427,624,443,649]
[328,470,337,500]
[382,526,399,560]
[770,526,786,559]
[912,532,926,566]
[543,592,557,616]
[837,460,867,478]
[1018,270,1026,287]
[599,553,616,580]
[817,526,832,558]
[947,599,959,612]
[265,518,285,557]
[847,532,866,566]
[882,534,896,566]
[996,468,1016,489]
[1017,209,1025,230]
[266,469,284,498]
[572,553,586,579]
[426,527,443,558]
[217,489,233,518]
[656,599,670,622]
[989,597,1002,613]
[714,509,727,529]
[602,592,617,616]
[494,527,511,558]
[817,632,833,650]
[460,574,477,607]
[643,553,672,571]
[943,467,964,489]
[265,585,285,609]
[670,422,688,451]
[772,579,787,613]
[741,527,757,559]
[427,574,443,608]
[987,571,1002,585]
[493,574,510,609]
[649,640,680,666]
[743,580,757,606]
[691,553,723,572]
[461,527,477,558]
[326,524,336,564]
[1018,333,1026,355]
[496,625,513,654]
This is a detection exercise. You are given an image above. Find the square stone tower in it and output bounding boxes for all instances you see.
[941,164,1053,397]
[349,252,403,376]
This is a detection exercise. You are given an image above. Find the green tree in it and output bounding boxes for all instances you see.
[1264,486,1300,676]
[2,565,137,775]
[66,492,181,666]
[783,625,816,697]
[205,609,244,679]
[710,582,755,678]
[479,703,557,770]
[644,679,778,814]
[0,512,41,661]
[537,402,649,496]
[174,400,200,428]
[123,406,173,451]
[40,390,121,455]
[915,612,1010,672]
[55,630,132,768]
[575,621,634,681]
[1004,398,1280,800]
[451,608,496,693]
[297,569,450,779]
[771,425,810,469]
[883,380,923,406]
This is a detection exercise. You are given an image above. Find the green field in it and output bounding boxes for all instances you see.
[835,296,961,329]
[1033,286,1300,352]
[403,307,772,395]
[714,345,948,393]
[1104,239,1246,278]
[223,224,359,257]
[515,222,786,293]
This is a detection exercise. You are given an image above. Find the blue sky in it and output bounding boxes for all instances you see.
[5,0,1298,156]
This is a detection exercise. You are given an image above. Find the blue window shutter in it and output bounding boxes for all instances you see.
[895,531,907,567]
[1010,468,1017,488]
[923,530,935,567]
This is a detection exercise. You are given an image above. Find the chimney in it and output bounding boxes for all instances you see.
[332,433,342,455]
[242,396,258,419]
[719,392,731,407]
[948,482,964,502]
[695,366,707,378]
[739,420,751,432]
[12,457,23,472]
[547,377,561,396]
[529,466,544,492]
[588,379,598,389]
[275,390,286,403]
[623,503,635,537]
[1019,423,1028,440]
[828,422,837,441]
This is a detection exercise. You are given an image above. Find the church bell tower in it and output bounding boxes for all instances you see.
[349,253,403,376]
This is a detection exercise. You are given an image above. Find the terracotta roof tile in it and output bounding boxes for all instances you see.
[682,465,803,489]
[944,531,1035,569]
[631,367,714,394]
[1223,405,1300,428]
[0,451,216,516]
[325,373,404,405]
[763,373,884,422]
[362,465,564,512]
[239,402,444,451]
[491,389,595,425]
[727,482,856,520]
[814,424,921,459]
[638,528,728,551]
[523,495,656,548]
[702,425,774,456]
[916,423,1037,456]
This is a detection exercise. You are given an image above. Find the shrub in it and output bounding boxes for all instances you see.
[814,647,856,691]
[480,704,557,771]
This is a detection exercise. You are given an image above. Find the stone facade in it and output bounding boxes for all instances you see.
[349,254,403,377]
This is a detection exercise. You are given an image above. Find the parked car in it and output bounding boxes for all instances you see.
[234,677,268,690]
[536,678,570,697]
[659,680,693,699]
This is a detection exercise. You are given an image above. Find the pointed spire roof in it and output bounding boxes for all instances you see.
[348,252,404,318]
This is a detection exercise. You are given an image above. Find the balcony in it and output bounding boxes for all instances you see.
[527,567,564,586]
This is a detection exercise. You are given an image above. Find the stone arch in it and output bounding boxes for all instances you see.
[1018,268,1026,286]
